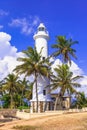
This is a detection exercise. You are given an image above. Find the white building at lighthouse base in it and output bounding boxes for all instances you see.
[30,76,53,113]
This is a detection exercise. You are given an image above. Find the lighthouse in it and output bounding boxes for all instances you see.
[34,23,49,58]
[30,23,52,112]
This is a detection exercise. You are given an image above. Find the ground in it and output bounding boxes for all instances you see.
[0,112,87,130]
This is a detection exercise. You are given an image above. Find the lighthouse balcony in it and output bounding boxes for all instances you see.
[33,32,49,40]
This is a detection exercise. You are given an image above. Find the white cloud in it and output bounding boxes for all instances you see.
[51,59,62,75]
[0,32,23,80]
[32,16,40,26]
[9,16,40,35]
[0,32,18,58]
[0,9,9,16]
[0,25,3,29]
[69,61,84,76]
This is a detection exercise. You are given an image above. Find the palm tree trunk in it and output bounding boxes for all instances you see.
[22,89,24,106]
[10,94,13,109]
[19,91,21,107]
[54,95,59,110]
[54,92,63,110]
[35,72,38,113]
[54,94,62,110]
[59,92,63,109]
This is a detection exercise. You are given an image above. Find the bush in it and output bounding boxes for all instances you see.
[18,106,29,111]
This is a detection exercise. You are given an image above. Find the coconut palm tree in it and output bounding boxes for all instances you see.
[24,82,34,107]
[19,77,30,106]
[74,92,87,109]
[0,80,4,108]
[52,36,78,65]
[2,73,19,109]
[14,47,51,112]
[24,82,33,100]
[50,64,82,110]
[0,80,4,96]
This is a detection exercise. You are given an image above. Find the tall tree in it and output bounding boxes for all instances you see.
[14,47,50,112]
[50,64,82,110]
[0,80,4,96]
[24,82,33,100]
[19,77,30,106]
[0,80,4,108]
[2,73,19,109]
[74,92,87,108]
[52,36,78,65]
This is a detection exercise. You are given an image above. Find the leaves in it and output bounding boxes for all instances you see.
[14,47,51,112]
[2,73,20,108]
[50,64,82,96]
[52,36,78,65]
[73,92,87,108]
[14,47,51,78]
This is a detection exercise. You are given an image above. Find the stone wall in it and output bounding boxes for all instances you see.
[16,107,87,119]
[30,101,53,113]
[0,109,17,117]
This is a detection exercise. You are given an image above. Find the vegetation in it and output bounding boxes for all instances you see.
[0,35,84,111]
[2,74,20,109]
[0,80,4,96]
[50,64,82,95]
[1,94,10,108]
[50,64,82,109]
[72,92,87,109]
[0,74,32,109]
[52,36,78,65]
[50,35,83,109]
[18,78,30,107]
[14,47,51,112]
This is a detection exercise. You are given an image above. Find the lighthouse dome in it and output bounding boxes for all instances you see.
[38,23,46,31]
[33,23,49,40]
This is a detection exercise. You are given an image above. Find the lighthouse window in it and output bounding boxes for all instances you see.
[43,90,46,95]
[43,57,45,60]
[39,27,45,31]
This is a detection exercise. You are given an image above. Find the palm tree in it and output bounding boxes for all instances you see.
[74,92,87,109]
[19,77,30,107]
[50,64,82,110]
[24,82,33,99]
[14,47,50,112]
[0,80,4,108]
[2,73,19,109]
[0,80,4,96]
[24,82,33,107]
[52,36,78,65]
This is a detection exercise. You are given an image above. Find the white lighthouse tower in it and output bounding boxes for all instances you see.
[30,23,52,112]
[34,23,49,58]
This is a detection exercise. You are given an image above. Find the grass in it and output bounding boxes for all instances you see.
[13,125,40,130]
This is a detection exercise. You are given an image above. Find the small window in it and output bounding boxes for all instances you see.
[43,57,45,60]
[39,27,45,31]
[43,90,46,95]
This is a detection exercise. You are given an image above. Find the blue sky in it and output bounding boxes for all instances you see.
[0,0,87,75]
